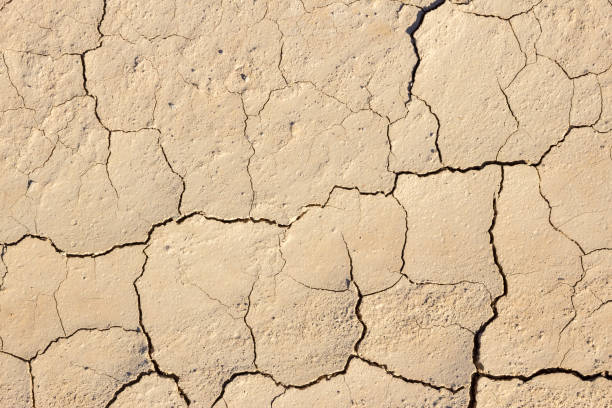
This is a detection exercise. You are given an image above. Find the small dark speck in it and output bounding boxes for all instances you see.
[218,49,223,54]
[135,327,141,333]
[168,102,174,108]
[240,73,246,80]
[430,149,435,153]
[126,371,132,377]
[83,366,89,370]
[191,68,195,72]
[345,278,350,288]
[27,179,33,188]
[289,121,295,127]
[429,132,433,137]
[139,346,147,354]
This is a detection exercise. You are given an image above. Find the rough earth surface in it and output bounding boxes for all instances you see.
[0,0,611,407]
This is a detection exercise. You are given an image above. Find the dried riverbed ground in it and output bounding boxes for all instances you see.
[1,0,611,407]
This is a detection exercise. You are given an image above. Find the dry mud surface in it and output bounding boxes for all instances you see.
[1,0,611,407]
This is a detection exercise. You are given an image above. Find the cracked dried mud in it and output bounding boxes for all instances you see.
[0,0,611,407]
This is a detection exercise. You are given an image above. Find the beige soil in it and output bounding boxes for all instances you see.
[1,0,610,406]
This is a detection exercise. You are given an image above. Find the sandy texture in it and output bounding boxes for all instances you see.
[1,0,610,406]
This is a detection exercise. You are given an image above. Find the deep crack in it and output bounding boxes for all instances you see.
[133,245,191,406]
[405,0,446,102]
[467,166,507,408]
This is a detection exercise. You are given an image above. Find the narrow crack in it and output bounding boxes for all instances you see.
[498,78,520,126]
[28,360,36,408]
[494,79,521,160]
[237,95,256,216]
[244,277,259,370]
[535,167,586,254]
[384,119,392,171]
[508,20,528,67]
[157,132,186,215]
[288,275,351,293]
[52,290,67,337]
[0,245,8,289]
[535,167,591,356]
[104,133,120,201]
[31,326,138,361]
[76,3,122,215]
[458,0,543,21]
[587,299,612,318]
[277,40,288,86]
[79,51,108,133]
[413,93,444,165]
[270,388,286,407]
[594,70,607,127]
[391,193,409,277]
[556,256,586,341]
[0,326,140,391]
[569,71,576,125]
[1,51,26,108]
[27,129,60,176]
